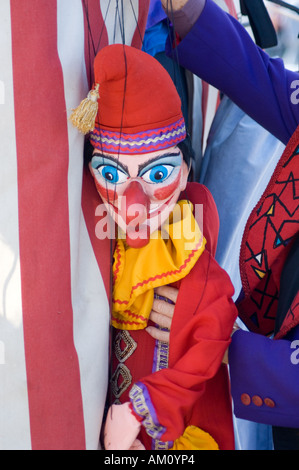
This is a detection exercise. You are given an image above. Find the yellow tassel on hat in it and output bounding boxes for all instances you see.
[69,84,100,134]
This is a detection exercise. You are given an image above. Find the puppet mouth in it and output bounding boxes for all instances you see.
[111,195,173,221]
[147,198,172,218]
[114,195,174,248]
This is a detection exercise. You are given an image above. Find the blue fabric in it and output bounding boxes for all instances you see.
[143,0,168,58]
[200,96,285,299]
[164,0,299,448]
[233,416,274,450]
[229,325,299,429]
[200,99,285,450]
[146,0,166,29]
[142,21,168,57]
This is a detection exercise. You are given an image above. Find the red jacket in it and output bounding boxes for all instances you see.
[110,183,238,450]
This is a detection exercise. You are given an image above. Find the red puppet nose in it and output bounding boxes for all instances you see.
[121,181,150,248]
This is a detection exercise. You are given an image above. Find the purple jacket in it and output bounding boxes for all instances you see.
[171,0,299,144]
[169,0,299,429]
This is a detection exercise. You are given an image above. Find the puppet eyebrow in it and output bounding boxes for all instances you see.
[137,151,181,174]
[91,151,181,177]
[92,152,129,174]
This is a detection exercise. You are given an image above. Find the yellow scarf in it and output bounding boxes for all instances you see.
[112,200,206,330]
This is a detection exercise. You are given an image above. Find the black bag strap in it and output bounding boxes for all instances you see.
[240,0,277,48]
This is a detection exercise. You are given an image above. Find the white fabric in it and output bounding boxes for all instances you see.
[0,0,147,450]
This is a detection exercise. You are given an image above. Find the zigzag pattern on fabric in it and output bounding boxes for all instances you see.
[113,239,203,307]
[90,118,186,153]
[93,129,186,146]
[112,310,148,328]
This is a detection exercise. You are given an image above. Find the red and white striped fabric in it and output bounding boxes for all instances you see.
[0,0,149,450]
[194,0,238,155]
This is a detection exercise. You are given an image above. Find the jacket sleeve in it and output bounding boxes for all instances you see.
[129,250,238,443]
[229,325,299,428]
[170,0,299,144]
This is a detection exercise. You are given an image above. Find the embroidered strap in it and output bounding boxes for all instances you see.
[129,383,167,442]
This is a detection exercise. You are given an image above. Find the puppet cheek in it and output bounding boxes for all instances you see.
[94,178,119,203]
[153,171,181,201]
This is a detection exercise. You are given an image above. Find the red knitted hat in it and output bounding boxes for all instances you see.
[71,44,186,154]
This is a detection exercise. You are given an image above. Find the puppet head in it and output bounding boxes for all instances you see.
[73,44,189,247]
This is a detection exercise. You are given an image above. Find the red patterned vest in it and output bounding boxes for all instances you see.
[238,125,299,338]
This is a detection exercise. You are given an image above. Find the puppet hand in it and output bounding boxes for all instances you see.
[129,439,146,450]
[161,0,189,11]
[146,285,178,343]
[222,323,240,364]
[104,403,141,450]
[222,348,229,365]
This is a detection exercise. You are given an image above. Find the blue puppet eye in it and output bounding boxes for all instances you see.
[142,164,174,184]
[98,165,128,184]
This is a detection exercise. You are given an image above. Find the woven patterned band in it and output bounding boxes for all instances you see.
[90,117,186,154]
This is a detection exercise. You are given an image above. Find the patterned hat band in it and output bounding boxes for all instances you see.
[89,117,186,154]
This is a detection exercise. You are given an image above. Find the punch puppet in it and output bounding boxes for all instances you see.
[71,44,237,450]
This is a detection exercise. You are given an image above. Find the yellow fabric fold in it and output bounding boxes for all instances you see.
[112,200,206,330]
[170,426,219,450]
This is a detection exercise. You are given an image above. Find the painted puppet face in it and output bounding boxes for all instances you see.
[90,146,189,248]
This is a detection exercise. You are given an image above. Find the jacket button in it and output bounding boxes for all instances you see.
[252,395,263,407]
[264,398,275,408]
[241,393,251,405]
